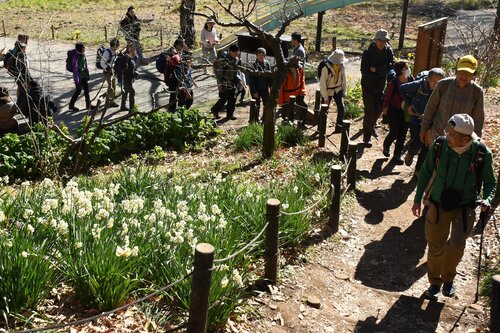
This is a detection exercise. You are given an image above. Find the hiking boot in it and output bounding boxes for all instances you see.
[405,153,415,166]
[211,110,220,119]
[425,284,440,300]
[392,155,404,165]
[442,283,455,297]
[383,145,390,157]
[109,102,120,108]
[119,107,130,112]
[227,115,237,120]
[69,106,80,112]
[363,140,373,148]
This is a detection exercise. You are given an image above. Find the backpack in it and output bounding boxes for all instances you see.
[316,58,332,80]
[3,51,18,77]
[156,52,167,73]
[432,136,487,193]
[66,49,77,73]
[95,46,108,70]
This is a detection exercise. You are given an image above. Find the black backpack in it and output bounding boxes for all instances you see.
[113,53,127,79]
[66,49,77,73]
[156,52,167,73]
[95,46,107,70]
[316,58,332,80]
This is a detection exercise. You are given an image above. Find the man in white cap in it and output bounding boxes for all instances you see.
[420,55,484,146]
[412,113,495,300]
[360,29,394,147]
[319,49,348,132]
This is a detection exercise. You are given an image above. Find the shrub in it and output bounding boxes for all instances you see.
[344,80,364,119]
[234,123,309,152]
[277,123,309,147]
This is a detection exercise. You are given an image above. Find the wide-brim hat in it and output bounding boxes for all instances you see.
[373,29,390,42]
[205,17,216,24]
[328,49,348,64]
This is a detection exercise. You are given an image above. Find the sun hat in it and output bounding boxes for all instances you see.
[327,49,348,64]
[205,17,216,24]
[448,113,478,139]
[373,29,390,42]
[256,47,266,56]
[456,55,478,74]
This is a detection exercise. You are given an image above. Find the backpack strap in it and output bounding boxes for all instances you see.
[433,136,445,168]
[469,141,487,194]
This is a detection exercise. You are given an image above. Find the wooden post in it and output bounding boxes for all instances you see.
[315,11,325,52]
[249,99,258,123]
[2,20,5,37]
[265,199,280,285]
[492,275,500,333]
[398,0,410,50]
[288,96,296,122]
[51,25,55,40]
[187,243,214,333]
[160,28,163,47]
[328,165,341,233]
[318,104,328,148]
[314,89,321,125]
[494,0,500,36]
[331,37,337,51]
[340,120,351,161]
[104,25,108,42]
[346,142,357,191]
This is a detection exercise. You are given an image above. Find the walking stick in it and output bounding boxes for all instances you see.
[474,208,490,303]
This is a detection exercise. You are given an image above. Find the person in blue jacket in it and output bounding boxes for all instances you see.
[400,68,445,174]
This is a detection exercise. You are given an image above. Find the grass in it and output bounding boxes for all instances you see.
[0,156,333,330]
[234,123,310,152]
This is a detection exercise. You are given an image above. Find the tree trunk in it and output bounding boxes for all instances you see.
[495,0,500,35]
[180,0,196,48]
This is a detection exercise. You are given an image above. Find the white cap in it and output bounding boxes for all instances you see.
[448,113,478,139]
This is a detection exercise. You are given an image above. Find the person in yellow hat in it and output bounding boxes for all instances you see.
[420,55,484,146]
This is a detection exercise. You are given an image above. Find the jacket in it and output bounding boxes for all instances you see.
[120,14,141,41]
[414,138,496,206]
[422,77,484,138]
[400,77,432,125]
[278,67,305,105]
[248,59,272,95]
[360,42,394,93]
[319,62,346,100]
[72,52,89,85]
[0,96,18,131]
[214,54,240,89]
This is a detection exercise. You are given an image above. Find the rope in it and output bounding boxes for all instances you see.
[325,136,339,151]
[13,271,194,333]
[213,222,269,264]
[341,157,352,178]
[281,186,330,216]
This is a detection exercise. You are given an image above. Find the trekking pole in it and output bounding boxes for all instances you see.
[475,207,490,303]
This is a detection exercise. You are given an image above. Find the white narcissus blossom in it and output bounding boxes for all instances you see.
[293,186,299,193]
[221,277,229,288]
[26,224,35,234]
[75,242,83,249]
[211,204,221,215]
[217,217,227,230]
[1,175,9,185]
[198,202,206,214]
[282,203,289,210]
[172,231,184,244]
[147,213,157,223]
[232,269,244,288]
[121,223,129,236]
[199,213,210,223]
[116,245,139,257]
[23,209,34,219]
[314,173,321,183]
[0,210,5,222]
[121,196,145,214]
[41,198,59,214]
[315,210,321,217]
[108,183,120,197]
[96,208,110,221]
[174,185,183,194]
[21,251,29,258]
[56,220,69,236]
[92,224,103,240]
[21,181,31,187]
[107,217,115,229]
[153,199,163,211]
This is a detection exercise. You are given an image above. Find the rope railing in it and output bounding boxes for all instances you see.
[12,271,194,333]
[213,222,269,263]
[281,185,330,216]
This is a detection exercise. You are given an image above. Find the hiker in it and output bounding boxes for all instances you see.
[120,6,150,66]
[319,49,348,133]
[411,114,496,300]
[400,67,445,175]
[177,57,197,110]
[115,43,138,112]
[211,43,241,120]
[278,32,307,120]
[200,17,219,73]
[0,86,19,135]
[381,60,413,165]
[248,47,272,117]
[68,42,91,112]
[17,79,56,126]
[420,55,484,146]
[100,38,121,108]
[165,38,186,112]
[360,29,394,147]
